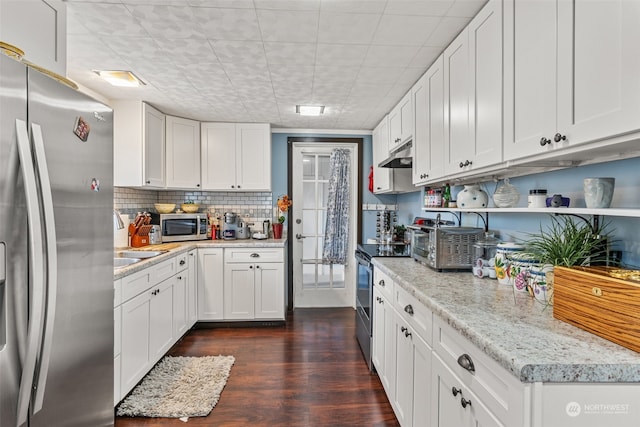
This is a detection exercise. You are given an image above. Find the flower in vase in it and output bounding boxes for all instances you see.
[276,195,292,224]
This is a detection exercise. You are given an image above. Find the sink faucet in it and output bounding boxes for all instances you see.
[113,209,125,231]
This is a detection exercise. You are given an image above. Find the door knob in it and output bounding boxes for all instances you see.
[295,233,306,239]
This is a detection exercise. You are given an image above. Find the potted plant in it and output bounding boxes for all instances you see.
[273,195,292,239]
[516,215,612,305]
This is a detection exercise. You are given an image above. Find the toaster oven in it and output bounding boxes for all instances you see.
[409,225,484,271]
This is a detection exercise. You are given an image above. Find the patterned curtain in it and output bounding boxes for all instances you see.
[322,148,351,265]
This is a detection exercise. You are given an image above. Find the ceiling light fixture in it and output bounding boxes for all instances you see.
[93,70,146,87]
[296,105,325,116]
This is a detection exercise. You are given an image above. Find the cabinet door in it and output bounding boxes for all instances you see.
[121,291,151,395]
[389,92,411,151]
[431,354,504,427]
[372,117,392,193]
[144,103,166,187]
[372,287,386,374]
[557,0,640,147]
[187,250,198,327]
[166,115,201,189]
[224,262,255,319]
[236,123,271,191]
[113,305,122,405]
[444,29,471,175]
[413,332,432,427]
[197,248,224,320]
[173,272,188,338]
[468,0,503,169]
[413,56,445,185]
[394,318,414,426]
[201,122,236,190]
[373,288,395,398]
[254,262,284,319]
[503,0,557,161]
[149,279,174,364]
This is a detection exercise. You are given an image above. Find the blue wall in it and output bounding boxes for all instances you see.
[395,157,640,268]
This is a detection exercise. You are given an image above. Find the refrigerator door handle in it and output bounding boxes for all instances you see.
[30,123,58,413]
[14,119,46,427]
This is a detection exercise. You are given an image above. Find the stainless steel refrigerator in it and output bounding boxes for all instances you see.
[0,54,114,426]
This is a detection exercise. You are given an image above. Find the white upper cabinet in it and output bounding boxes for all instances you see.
[0,0,66,76]
[504,0,640,162]
[373,116,393,193]
[389,91,413,152]
[445,0,503,176]
[113,100,166,188]
[201,123,271,191]
[166,115,201,189]
[413,55,445,186]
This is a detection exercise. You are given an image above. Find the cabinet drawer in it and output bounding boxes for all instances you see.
[373,268,394,301]
[432,316,524,425]
[122,257,177,302]
[225,248,283,263]
[395,285,432,345]
[176,252,189,272]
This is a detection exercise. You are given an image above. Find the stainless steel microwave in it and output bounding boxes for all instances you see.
[151,213,208,242]
[408,225,483,271]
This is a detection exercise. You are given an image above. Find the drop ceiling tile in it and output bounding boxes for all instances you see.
[447,0,488,17]
[397,67,426,86]
[270,65,314,85]
[100,36,171,68]
[154,38,219,65]
[66,3,148,36]
[315,43,368,67]
[320,0,386,14]
[67,34,122,66]
[212,41,267,65]
[318,12,380,44]
[224,63,272,83]
[127,5,206,39]
[384,0,455,16]
[313,65,360,85]
[425,16,470,47]
[356,67,405,85]
[179,62,230,88]
[362,45,421,68]
[372,14,441,46]
[193,8,262,40]
[264,42,317,65]
[187,0,254,8]
[254,0,321,11]
[257,10,319,43]
[348,82,394,100]
[409,46,444,68]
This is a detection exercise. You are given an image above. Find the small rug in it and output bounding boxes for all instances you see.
[117,355,235,418]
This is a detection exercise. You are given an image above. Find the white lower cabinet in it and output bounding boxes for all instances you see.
[186,250,198,328]
[197,247,224,320]
[372,287,395,397]
[113,279,122,406]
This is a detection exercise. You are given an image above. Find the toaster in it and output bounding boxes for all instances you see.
[409,225,484,271]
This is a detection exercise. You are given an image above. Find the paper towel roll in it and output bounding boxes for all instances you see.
[114,213,130,248]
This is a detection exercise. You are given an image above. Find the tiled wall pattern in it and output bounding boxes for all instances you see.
[114,187,276,230]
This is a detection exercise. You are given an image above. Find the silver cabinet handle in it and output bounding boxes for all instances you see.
[250,253,260,258]
[457,353,475,374]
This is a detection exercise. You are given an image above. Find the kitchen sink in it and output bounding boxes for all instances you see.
[115,250,166,259]
[114,257,142,268]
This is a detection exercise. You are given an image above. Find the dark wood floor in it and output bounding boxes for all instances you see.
[115,308,400,427]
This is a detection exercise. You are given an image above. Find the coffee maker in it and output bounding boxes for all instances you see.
[222,212,238,240]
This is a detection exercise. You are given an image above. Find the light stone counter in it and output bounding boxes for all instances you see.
[113,238,287,280]
[372,257,640,383]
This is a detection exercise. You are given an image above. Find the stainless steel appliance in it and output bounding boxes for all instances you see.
[151,213,208,242]
[1,54,114,426]
[409,222,484,271]
[222,212,238,240]
[355,243,410,371]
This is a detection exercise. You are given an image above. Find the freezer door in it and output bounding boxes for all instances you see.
[26,68,114,427]
[0,54,29,427]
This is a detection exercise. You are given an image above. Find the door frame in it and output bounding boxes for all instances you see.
[286,137,364,311]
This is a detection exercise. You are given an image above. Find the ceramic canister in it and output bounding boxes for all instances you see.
[494,242,525,285]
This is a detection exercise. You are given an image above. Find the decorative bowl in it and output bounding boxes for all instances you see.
[154,203,175,214]
[181,203,199,213]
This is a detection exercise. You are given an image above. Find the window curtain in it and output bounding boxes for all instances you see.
[322,148,350,265]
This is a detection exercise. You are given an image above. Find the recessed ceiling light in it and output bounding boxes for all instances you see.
[93,70,146,87]
[296,105,325,116]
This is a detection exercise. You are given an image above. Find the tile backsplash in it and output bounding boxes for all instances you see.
[114,187,275,227]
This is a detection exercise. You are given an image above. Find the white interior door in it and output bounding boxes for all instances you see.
[292,143,357,308]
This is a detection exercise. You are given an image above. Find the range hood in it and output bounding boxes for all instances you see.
[378,140,413,168]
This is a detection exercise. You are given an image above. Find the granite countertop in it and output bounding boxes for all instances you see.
[113,238,287,280]
[372,257,640,384]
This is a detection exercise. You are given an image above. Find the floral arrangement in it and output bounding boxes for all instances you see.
[276,195,292,224]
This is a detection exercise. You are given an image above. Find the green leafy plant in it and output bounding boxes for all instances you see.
[184,200,195,204]
[521,215,611,267]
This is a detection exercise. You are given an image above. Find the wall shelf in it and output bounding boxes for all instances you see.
[421,207,640,218]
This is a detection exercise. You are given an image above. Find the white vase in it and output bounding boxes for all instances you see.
[457,184,489,208]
